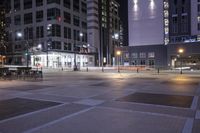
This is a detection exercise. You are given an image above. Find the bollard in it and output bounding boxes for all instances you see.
[157,68,160,74]
[137,68,139,73]
[86,67,88,72]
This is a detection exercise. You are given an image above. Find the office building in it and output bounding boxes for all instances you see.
[0,0,7,65]
[87,0,121,66]
[118,0,200,69]
[5,0,94,68]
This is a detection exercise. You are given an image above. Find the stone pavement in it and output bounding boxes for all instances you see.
[0,71,199,133]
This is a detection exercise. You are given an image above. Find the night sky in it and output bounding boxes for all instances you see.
[115,0,128,46]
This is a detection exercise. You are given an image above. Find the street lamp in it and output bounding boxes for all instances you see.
[46,39,52,68]
[116,50,121,73]
[178,48,184,74]
[17,31,29,68]
[74,32,83,71]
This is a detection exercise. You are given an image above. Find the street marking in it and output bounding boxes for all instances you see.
[191,96,198,110]
[24,107,94,133]
[182,118,194,133]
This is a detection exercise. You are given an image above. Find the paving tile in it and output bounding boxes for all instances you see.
[0,104,91,133]
[28,107,186,133]
[162,81,199,86]
[0,98,61,121]
[42,87,109,99]
[101,101,196,118]
[192,119,200,133]
[198,98,200,109]
[21,93,82,103]
[74,99,105,106]
[195,110,200,119]
[0,85,54,91]
[91,90,134,101]
[118,92,193,108]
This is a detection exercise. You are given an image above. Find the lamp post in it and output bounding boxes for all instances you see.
[46,39,52,68]
[74,32,83,71]
[178,48,184,74]
[16,31,29,68]
[116,50,121,73]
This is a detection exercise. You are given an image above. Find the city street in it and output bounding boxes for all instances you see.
[0,71,199,133]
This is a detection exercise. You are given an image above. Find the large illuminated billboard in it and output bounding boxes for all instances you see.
[128,0,164,46]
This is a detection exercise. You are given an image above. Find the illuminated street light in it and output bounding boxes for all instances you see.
[17,32,22,38]
[178,48,184,54]
[116,50,121,73]
[178,48,184,74]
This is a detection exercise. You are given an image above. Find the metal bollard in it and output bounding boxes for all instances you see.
[157,68,160,74]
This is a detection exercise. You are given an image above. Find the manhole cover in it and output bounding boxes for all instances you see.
[117,92,193,108]
[0,98,61,121]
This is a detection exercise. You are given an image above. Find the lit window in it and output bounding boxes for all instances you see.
[148,52,155,58]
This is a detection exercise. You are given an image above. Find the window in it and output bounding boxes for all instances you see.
[64,12,71,24]
[81,2,87,14]
[81,21,87,29]
[198,4,200,12]
[47,24,61,37]
[24,0,32,9]
[198,23,200,31]
[124,53,129,59]
[73,15,80,26]
[149,60,155,66]
[14,15,21,25]
[36,26,44,38]
[52,41,61,50]
[63,0,71,9]
[139,52,146,58]
[24,13,33,24]
[148,52,155,58]
[36,0,43,7]
[14,0,21,11]
[47,0,60,4]
[73,30,80,41]
[132,53,138,58]
[64,27,71,39]
[36,10,43,22]
[24,27,33,40]
[5,17,11,27]
[64,43,72,51]
[47,8,60,20]
[140,60,146,65]
[73,0,80,12]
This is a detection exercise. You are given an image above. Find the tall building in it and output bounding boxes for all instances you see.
[0,3,7,49]
[5,0,94,68]
[87,0,121,66]
[0,0,7,65]
[118,0,200,69]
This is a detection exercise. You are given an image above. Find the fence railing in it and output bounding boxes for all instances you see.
[0,67,43,81]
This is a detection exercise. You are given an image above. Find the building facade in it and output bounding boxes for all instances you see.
[5,0,95,68]
[120,0,200,69]
[87,0,121,66]
[0,0,7,65]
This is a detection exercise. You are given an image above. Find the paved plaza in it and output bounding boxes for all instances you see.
[0,70,200,133]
